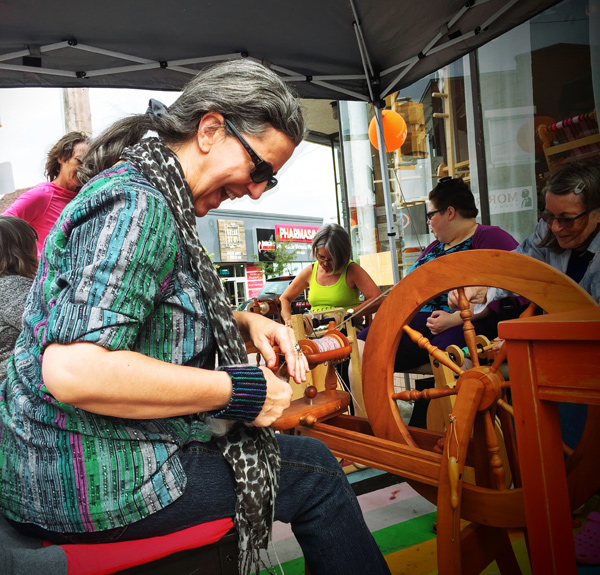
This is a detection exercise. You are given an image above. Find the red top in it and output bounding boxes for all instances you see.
[3,181,77,256]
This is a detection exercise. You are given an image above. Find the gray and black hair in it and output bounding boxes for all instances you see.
[0,216,38,278]
[311,223,352,275]
[539,158,600,251]
[78,59,306,184]
[45,131,90,181]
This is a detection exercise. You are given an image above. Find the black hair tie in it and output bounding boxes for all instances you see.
[146,98,168,120]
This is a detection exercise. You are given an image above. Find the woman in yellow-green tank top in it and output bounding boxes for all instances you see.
[308,259,360,313]
[280,223,381,326]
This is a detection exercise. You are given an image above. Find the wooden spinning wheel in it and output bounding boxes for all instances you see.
[246,296,283,322]
[276,250,598,574]
[360,249,598,574]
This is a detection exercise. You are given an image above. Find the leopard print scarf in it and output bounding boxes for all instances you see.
[121,138,280,575]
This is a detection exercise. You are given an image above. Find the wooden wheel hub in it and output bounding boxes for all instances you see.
[455,366,503,411]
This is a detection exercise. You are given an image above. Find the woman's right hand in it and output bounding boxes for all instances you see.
[252,366,294,427]
[448,286,489,309]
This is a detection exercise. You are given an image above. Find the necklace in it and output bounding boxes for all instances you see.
[444,222,478,250]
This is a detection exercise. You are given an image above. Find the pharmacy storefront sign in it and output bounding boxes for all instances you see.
[275,224,319,243]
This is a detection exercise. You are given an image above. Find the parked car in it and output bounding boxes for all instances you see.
[236,276,310,317]
[256,276,310,314]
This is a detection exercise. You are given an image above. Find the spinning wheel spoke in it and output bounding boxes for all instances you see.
[456,288,480,368]
[393,387,458,402]
[496,398,513,416]
[483,410,507,490]
[489,345,508,374]
[402,324,464,376]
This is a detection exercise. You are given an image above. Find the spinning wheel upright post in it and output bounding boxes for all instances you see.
[274,250,598,575]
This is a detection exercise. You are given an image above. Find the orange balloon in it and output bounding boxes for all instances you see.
[368,109,407,152]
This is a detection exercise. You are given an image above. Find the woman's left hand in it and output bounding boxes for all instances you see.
[426,310,461,335]
[234,311,308,384]
[491,338,505,352]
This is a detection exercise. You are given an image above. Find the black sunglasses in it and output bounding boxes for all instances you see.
[426,209,444,220]
[224,119,277,191]
[540,210,588,229]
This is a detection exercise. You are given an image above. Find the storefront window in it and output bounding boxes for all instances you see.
[477,23,538,242]
[529,0,599,196]
[342,0,599,272]
[338,101,378,259]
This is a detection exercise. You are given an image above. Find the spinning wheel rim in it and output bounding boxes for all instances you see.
[362,250,597,524]
[363,249,595,444]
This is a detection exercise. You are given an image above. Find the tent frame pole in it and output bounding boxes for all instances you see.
[348,0,400,284]
[373,107,400,285]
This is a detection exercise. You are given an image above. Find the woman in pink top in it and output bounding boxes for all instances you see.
[3,131,89,255]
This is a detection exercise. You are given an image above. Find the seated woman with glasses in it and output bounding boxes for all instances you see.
[280,223,382,327]
[449,157,600,483]
[453,158,600,307]
[357,177,520,378]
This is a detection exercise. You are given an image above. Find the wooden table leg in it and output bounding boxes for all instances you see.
[505,340,576,575]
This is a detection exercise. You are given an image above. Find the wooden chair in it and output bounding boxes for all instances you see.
[274,250,599,575]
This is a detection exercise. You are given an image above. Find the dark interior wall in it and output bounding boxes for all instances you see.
[531,43,593,121]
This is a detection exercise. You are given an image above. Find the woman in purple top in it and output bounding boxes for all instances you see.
[358,177,519,375]
[2,131,89,256]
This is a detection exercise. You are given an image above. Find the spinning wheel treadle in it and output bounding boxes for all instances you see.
[358,250,598,574]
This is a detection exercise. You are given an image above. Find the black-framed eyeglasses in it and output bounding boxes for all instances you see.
[540,210,588,229]
[316,254,333,263]
[224,119,277,191]
[426,209,443,220]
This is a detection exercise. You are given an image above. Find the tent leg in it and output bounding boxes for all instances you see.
[373,106,400,285]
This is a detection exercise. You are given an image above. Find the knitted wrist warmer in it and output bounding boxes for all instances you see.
[212,364,267,422]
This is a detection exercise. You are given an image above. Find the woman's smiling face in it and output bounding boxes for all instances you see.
[189,122,296,217]
[544,192,600,250]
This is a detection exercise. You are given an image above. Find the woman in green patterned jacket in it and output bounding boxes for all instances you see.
[0,60,391,575]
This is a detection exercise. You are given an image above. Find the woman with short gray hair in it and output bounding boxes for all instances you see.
[311,222,353,275]
[281,222,382,325]
[0,59,390,575]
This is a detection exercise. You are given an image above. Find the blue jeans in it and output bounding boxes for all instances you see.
[9,434,391,575]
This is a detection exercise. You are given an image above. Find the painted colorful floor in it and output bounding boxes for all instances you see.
[257,465,600,575]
